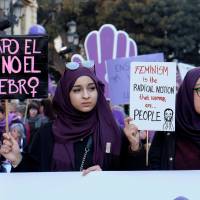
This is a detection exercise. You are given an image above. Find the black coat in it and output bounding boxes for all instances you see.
[13,122,147,172]
[149,131,176,170]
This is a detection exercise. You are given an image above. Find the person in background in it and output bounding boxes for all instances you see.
[15,104,26,122]
[149,67,200,170]
[0,62,146,173]
[28,24,46,35]
[10,123,26,152]
[9,100,20,114]
[0,105,19,139]
[39,98,56,123]
[0,106,6,138]
[25,101,47,145]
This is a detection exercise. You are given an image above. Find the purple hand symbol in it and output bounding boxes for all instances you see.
[72,24,138,98]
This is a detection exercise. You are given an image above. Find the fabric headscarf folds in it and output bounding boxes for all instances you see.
[176,67,200,145]
[52,67,121,171]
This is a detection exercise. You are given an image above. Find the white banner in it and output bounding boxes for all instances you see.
[0,171,199,200]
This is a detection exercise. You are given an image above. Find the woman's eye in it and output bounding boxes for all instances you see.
[88,87,96,91]
[72,89,81,93]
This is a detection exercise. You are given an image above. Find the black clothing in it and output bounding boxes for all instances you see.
[149,131,176,170]
[13,122,146,172]
[74,135,93,171]
[0,156,6,173]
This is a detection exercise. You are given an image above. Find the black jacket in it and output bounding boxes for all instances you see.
[149,131,176,170]
[13,122,147,172]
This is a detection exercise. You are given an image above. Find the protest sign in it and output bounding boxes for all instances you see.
[0,35,48,100]
[129,62,176,131]
[178,62,195,80]
[106,53,164,105]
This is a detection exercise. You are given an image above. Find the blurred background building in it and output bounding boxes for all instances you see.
[0,0,38,35]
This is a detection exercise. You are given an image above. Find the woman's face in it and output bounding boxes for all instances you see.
[39,105,44,114]
[29,108,38,118]
[194,77,200,114]
[69,76,98,112]
[11,128,20,142]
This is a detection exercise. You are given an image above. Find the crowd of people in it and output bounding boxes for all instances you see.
[0,98,56,172]
[0,64,199,173]
[0,23,200,174]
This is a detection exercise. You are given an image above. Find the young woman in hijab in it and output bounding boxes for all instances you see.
[0,62,146,173]
[149,67,200,170]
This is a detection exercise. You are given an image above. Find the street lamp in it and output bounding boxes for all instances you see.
[67,20,77,33]
[67,32,74,44]
[12,0,23,19]
[66,20,79,49]
[73,33,79,46]
[53,19,80,61]
[0,1,10,16]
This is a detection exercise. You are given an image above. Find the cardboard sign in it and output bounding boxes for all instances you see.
[106,53,164,105]
[130,62,176,131]
[0,36,48,100]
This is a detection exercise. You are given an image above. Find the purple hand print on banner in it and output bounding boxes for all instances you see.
[72,24,138,98]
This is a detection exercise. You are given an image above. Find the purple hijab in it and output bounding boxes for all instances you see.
[52,67,121,171]
[176,67,200,144]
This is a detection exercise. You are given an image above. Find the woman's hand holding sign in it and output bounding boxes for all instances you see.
[0,133,22,167]
[123,117,141,151]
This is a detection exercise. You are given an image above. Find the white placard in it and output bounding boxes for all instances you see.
[0,171,199,200]
[178,62,195,80]
[130,62,176,131]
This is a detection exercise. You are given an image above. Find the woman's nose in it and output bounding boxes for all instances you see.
[83,89,89,98]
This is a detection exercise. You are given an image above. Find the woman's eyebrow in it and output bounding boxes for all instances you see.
[88,83,95,86]
[72,85,81,88]
[72,83,95,87]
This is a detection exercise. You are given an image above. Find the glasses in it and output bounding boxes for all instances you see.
[65,60,95,70]
[193,87,200,97]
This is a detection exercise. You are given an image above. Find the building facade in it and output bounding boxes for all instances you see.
[0,0,38,35]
